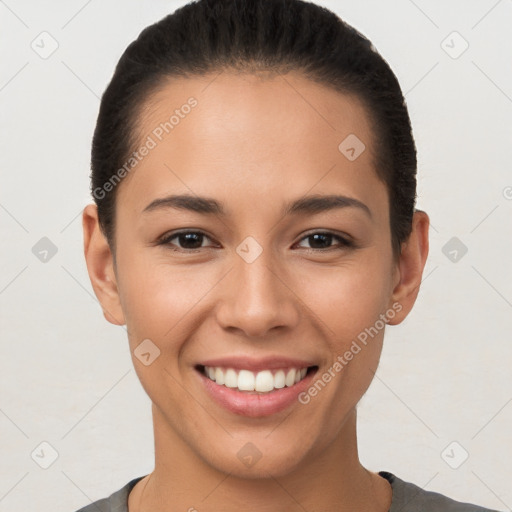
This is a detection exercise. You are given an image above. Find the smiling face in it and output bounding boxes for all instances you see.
[84,70,428,481]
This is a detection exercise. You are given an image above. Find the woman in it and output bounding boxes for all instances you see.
[77,0,500,510]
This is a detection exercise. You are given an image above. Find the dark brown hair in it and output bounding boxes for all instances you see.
[90,0,417,260]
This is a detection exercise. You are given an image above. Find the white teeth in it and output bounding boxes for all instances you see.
[294,368,307,383]
[214,367,224,385]
[255,370,274,392]
[224,368,238,388]
[238,370,255,391]
[274,370,285,389]
[203,366,310,393]
[285,369,296,387]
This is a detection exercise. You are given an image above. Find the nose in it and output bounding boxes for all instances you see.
[215,246,301,338]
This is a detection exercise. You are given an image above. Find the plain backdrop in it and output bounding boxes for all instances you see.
[1,1,511,511]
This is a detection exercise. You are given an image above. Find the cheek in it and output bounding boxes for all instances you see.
[115,253,215,397]
[290,261,391,436]
[295,258,391,394]
[116,251,218,343]
[297,258,392,343]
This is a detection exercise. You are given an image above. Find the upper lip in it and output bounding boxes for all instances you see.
[196,356,317,372]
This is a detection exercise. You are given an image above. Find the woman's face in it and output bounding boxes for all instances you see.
[86,71,423,478]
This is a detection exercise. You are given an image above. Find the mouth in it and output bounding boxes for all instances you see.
[194,361,319,417]
[195,364,318,394]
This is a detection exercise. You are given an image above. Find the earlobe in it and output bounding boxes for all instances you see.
[387,210,430,325]
[82,203,126,326]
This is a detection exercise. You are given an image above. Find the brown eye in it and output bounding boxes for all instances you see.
[158,231,214,251]
[296,232,353,251]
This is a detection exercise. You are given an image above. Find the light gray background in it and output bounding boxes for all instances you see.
[1,1,511,511]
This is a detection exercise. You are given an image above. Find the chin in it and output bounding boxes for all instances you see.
[201,440,309,480]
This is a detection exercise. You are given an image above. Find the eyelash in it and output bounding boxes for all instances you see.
[156,230,354,253]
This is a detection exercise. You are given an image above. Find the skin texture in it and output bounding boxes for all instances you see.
[83,71,429,512]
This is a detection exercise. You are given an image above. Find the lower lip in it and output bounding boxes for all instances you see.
[196,367,318,417]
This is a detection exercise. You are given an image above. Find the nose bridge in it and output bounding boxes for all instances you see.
[215,235,299,337]
[236,238,277,295]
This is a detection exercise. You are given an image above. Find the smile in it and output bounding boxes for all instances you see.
[195,364,319,416]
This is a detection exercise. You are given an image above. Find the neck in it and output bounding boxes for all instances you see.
[132,404,391,512]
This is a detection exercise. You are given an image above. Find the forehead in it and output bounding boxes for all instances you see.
[116,71,385,217]
[138,70,374,154]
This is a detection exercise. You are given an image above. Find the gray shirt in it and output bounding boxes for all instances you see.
[74,471,501,511]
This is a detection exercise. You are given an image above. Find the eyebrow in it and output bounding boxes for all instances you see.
[142,193,372,219]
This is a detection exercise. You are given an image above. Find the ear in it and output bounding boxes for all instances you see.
[387,210,430,325]
[82,203,125,326]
